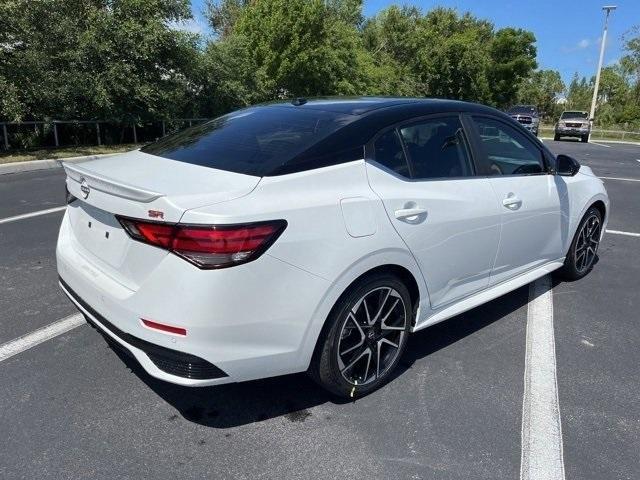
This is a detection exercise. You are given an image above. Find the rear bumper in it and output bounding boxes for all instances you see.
[556,127,589,137]
[56,209,331,386]
[60,278,228,382]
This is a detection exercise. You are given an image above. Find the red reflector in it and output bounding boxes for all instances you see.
[141,319,187,336]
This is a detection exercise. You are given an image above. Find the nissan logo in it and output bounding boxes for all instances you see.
[80,178,90,199]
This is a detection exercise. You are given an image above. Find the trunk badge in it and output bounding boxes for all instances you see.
[80,178,90,199]
[148,210,164,219]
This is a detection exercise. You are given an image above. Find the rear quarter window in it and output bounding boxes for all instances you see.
[141,107,357,177]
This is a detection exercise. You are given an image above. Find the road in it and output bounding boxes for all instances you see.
[0,140,638,479]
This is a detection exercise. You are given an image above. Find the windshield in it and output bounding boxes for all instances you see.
[141,106,356,176]
[507,106,536,115]
[561,111,588,119]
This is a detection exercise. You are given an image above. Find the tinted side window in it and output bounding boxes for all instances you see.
[399,116,473,179]
[373,129,410,177]
[472,117,544,175]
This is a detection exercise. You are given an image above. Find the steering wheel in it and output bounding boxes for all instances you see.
[511,164,541,175]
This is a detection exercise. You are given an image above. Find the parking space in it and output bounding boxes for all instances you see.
[1,140,639,479]
[0,169,66,219]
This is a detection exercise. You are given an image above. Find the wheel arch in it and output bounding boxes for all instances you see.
[301,252,429,372]
[564,189,609,255]
[590,199,607,222]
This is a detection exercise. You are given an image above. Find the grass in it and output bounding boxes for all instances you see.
[539,125,640,143]
[0,144,141,164]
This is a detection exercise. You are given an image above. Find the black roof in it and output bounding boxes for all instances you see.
[264,96,501,117]
[258,97,513,175]
[143,96,526,177]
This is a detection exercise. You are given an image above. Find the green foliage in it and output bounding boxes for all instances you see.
[562,63,639,128]
[204,0,249,39]
[566,74,593,112]
[488,28,537,108]
[227,0,372,99]
[0,0,199,122]
[517,70,565,120]
[361,6,536,106]
[1,0,637,133]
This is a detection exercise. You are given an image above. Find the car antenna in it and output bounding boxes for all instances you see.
[291,97,307,106]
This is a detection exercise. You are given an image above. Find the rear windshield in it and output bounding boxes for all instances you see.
[561,111,588,119]
[141,106,357,176]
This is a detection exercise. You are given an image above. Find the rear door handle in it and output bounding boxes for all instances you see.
[502,194,522,210]
[394,207,428,220]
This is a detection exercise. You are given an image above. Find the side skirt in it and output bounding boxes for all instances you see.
[412,259,565,332]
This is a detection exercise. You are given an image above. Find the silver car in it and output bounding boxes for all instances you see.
[555,111,591,143]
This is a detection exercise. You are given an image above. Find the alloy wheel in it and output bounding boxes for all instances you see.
[575,214,601,273]
[337,287,407,386]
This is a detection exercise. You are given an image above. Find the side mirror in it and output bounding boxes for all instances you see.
[556,154,581,176]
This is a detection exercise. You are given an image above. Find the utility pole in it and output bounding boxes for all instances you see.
[589,5,616,140]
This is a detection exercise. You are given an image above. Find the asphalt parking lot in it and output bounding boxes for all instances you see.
[0,140,638,480]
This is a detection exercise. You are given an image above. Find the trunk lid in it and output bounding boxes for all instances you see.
[63,150,261,289]
[64,150,260,222]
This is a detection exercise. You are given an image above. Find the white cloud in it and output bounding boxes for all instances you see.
[561,37,599,54]
[168,18,207,35]
[577,38,590,49]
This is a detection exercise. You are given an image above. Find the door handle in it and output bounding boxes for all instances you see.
[502,194,522,210]
[394,207,428,220]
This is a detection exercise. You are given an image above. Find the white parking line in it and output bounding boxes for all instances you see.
[520,275,565,480]
[0,314,85,363]
[0,206,66,225]
[606,229,640,238]
[590,141,611,148]
[599,176,640,182]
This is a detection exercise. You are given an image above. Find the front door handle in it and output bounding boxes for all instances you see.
[502,193,522,210]
[394,207,428,220]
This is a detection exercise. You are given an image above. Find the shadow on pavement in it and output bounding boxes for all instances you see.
[106,285,530,428]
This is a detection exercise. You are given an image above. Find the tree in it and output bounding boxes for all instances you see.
[222,0,373,100]
[204,0,249,39]
[488,28,537,108]
[565,74,592,111]
[517,69,565,120]
[414,8,495,102]
[361,7,536,105]
[361,5,428,95]
[598,66,629,111]
[620,25,640,126]
[0,0,201,122]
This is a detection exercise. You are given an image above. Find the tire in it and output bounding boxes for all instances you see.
[581,135,589,143]
[557,207,602,280]
[554,134,560,141]
[310,272,413,398]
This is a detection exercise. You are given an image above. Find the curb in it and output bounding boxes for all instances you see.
[0,153,118,176]
[539,137,640,146]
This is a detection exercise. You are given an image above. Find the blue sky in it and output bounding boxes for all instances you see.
[188,0,639,84]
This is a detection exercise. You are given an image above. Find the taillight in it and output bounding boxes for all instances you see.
[117,217,287,269]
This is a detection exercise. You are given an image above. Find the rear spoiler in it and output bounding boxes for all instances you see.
[63,162,164,203]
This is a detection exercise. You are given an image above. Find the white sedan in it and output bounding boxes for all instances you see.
[57,97,609,397]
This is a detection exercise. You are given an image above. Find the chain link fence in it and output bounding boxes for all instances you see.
[0,118,211,151]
